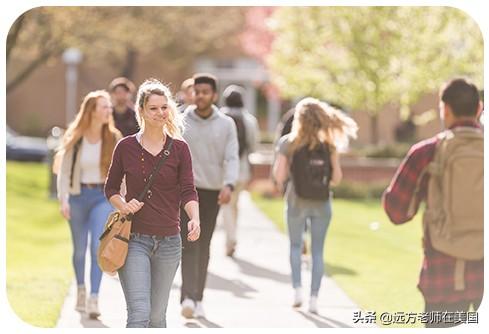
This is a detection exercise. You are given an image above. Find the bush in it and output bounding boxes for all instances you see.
[350,143,412,159]
[332,180,389,200]
[249,179,389,200]
[259,131,276,144]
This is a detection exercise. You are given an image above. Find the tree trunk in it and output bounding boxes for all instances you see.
[370,113,379,145]
[121,48,137,79]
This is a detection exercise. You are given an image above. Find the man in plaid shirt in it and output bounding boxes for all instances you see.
[383,78,484,328]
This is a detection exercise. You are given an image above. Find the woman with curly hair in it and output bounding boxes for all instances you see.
[273,97,358,314]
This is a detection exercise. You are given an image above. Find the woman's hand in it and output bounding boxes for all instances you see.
[60,200,71,220]
[120,199,144,216]
[187,219,200,242]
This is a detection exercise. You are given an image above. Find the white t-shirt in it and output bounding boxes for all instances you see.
[80,137,103,183]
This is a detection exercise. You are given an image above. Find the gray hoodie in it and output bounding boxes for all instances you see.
[182,105,239,190]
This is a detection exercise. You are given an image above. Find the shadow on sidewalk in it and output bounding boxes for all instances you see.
[206,272,257,299]
[184,318,222,328]
[233,257,290,284]
[325,263,357,277]
[79,316,110,328]
[296,310,352,328]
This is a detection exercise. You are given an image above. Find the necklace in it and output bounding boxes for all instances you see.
[140,134,166,199]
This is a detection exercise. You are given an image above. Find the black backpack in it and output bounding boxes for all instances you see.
[290,143,332,200]
[225,112,247,157]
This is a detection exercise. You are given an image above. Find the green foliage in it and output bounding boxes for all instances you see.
[268,7,483,115]
[333,180,389,199]
[350,143,412,159]
[7,7,246,91]
[6,162,72,327]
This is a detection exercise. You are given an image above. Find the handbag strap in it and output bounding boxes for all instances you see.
[137,137,174,202]
[126,137,173,221]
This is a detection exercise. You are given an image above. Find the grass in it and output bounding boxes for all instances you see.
[6,162,73,327]
[251,192,425,328]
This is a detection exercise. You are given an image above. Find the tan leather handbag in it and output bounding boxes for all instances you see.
[97,138,173,275]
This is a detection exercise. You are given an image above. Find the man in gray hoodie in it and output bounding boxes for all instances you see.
[180,73,239,319]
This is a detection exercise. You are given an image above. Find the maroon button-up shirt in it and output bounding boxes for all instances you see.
[383,120,484,304]
[104,135,198,237]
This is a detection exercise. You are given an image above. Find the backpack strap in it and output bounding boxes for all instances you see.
[454,259,466,291]
[406,166,428,218]
[70,138,82,188]
[406,132,446,218]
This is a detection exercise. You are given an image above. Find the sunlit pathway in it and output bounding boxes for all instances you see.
[56,191,373,328]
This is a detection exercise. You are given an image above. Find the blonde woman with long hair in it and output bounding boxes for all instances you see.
[272,97,358,314]
[56,90,122,318]
[104,78,200,327]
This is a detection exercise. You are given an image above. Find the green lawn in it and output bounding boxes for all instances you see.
[251,192,425,327]
[6,162,73,327]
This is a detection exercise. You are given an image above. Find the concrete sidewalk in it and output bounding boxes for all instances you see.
[56,191,374,328]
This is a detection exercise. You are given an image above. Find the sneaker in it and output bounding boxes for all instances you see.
[194,301,206,318]
[87,295,101,319]
[309,296,318,314]
[226,246,236,257]
[293,288,303,308]
[181,298,195,319]
[226,241,237,257]
[75,285,86,312]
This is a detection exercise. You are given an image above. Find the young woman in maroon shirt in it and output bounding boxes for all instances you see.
[104,78,200,327]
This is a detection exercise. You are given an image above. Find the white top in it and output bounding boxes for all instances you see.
[79,137,103,183]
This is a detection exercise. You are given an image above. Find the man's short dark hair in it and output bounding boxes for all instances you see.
[440,78,480,117]
[109,77,136,94]
[193,73,218,92]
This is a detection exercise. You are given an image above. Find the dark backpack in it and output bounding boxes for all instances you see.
[226,112,247,157]
[290,144,332,200]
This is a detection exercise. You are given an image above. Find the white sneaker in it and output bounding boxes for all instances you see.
[194,301,206,319]
[293,288,303,307]
[87,295,101,319]
[309,296,318,314]
[226,240,237,257]
[75,285,86,312]
[181,298,195,319]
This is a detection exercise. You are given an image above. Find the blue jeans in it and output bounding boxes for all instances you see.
[68,186,113,294]
[118,232,181,328]
[286,200,332,296]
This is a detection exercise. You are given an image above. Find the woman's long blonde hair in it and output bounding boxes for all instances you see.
[135,78,183,139]
[55,90,121,177]
[289,97,358,153]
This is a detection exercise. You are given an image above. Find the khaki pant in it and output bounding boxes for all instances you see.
[218,182,244,253]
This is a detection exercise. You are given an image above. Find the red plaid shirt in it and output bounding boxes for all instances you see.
[383,121,484,304]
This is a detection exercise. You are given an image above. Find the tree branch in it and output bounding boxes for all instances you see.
[6,13,26,65]
[6,50,55,93]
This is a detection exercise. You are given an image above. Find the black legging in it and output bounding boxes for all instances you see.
[180,188,220,303]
